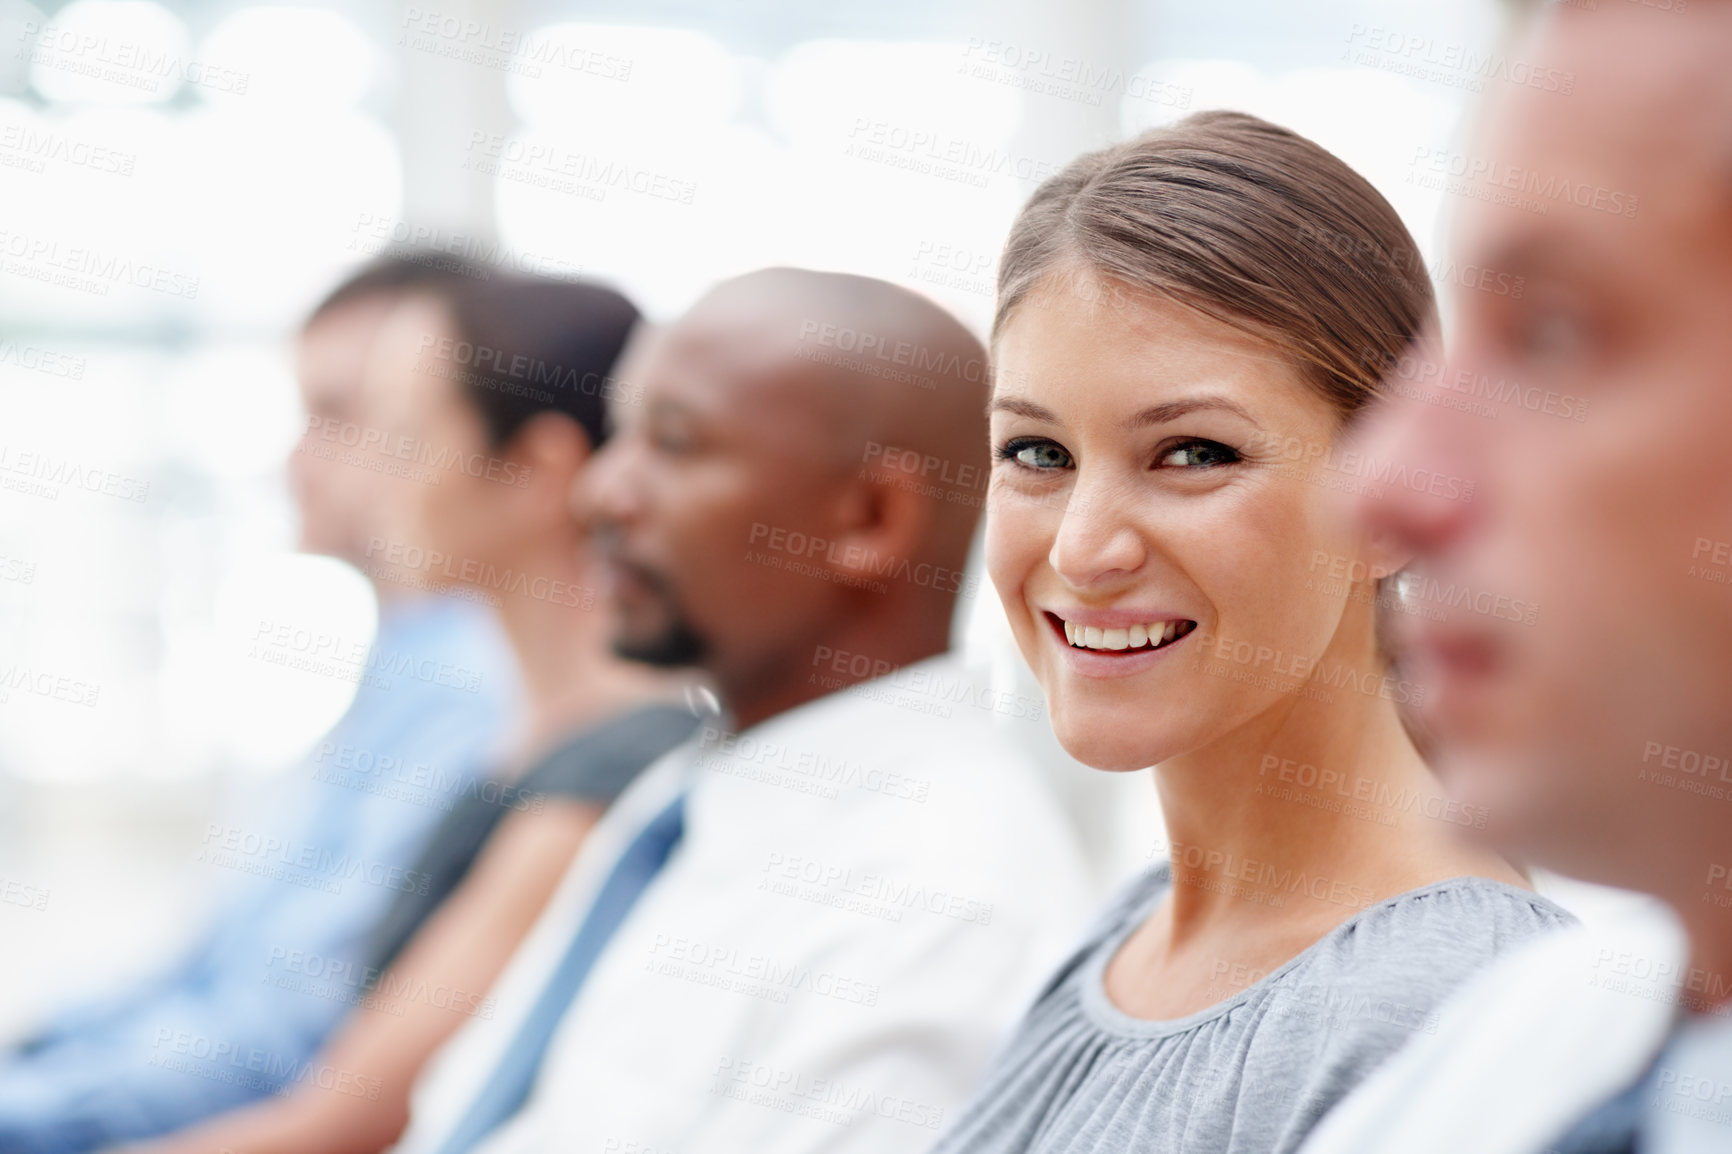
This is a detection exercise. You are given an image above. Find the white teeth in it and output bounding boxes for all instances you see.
[1061,618,1187,651]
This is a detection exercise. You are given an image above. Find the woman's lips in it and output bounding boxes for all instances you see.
[1041,610,1197,677]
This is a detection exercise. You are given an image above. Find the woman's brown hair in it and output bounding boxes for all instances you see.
[994,109,1435,422]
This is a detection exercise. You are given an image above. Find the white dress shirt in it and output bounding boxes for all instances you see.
[1298,897,1729,1154]
[392,652,1098,1154]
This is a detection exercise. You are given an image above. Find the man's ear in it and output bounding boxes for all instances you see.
[823,462,934,582]
[507,412,592,518]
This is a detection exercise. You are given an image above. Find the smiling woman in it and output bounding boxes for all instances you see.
[931,110,1575,1154]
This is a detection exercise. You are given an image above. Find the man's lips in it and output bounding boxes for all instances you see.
[1409,624,1504,679]
[597,554,664,603]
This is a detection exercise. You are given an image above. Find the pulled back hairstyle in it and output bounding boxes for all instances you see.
[441,277,641,451]
[994,110,1435,422]
[306,253,487,328]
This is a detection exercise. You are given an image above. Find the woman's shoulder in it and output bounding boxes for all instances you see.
[1228,877,1577,1144]
[1278,876,1577,1012]
[1329,876,1573,960]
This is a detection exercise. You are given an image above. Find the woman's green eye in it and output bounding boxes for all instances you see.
[1158,440,1239,469]
[1003,440,1072,469]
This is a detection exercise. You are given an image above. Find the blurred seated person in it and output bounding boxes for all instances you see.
[114,271,703,1154]
[0,259,520,1154]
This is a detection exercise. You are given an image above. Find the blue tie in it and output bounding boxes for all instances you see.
[429,791,687,1154]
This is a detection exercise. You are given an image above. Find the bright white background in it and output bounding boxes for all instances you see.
[0,0,1517,1034]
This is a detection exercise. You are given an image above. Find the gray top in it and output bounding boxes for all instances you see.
[929,864,1574,1154]
[360,703,700,975]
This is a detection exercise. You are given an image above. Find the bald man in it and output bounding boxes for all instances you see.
[381,269,1095,1154]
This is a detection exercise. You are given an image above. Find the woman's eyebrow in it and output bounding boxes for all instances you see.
[987,395,1058,422]
[1125,396,1260,429]
[988,394,1262,428]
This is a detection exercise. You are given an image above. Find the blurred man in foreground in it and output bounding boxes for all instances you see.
[383,269,1096,1154]
[0,260,519,1153]
[1299,4,1732,1153]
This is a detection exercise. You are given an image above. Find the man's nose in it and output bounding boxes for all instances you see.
[1347,367,1482,562]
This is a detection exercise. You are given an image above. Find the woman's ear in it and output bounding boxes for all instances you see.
[1361,527,1415,587]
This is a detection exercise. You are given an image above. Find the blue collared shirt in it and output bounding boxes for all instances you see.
[0,594,519,1154]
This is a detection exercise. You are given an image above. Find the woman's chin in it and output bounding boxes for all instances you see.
[1051,725,1167,774]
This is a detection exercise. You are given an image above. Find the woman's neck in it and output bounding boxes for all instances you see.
[1151,618,1517,947]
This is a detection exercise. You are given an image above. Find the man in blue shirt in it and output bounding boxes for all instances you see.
[0,259,519,1154]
